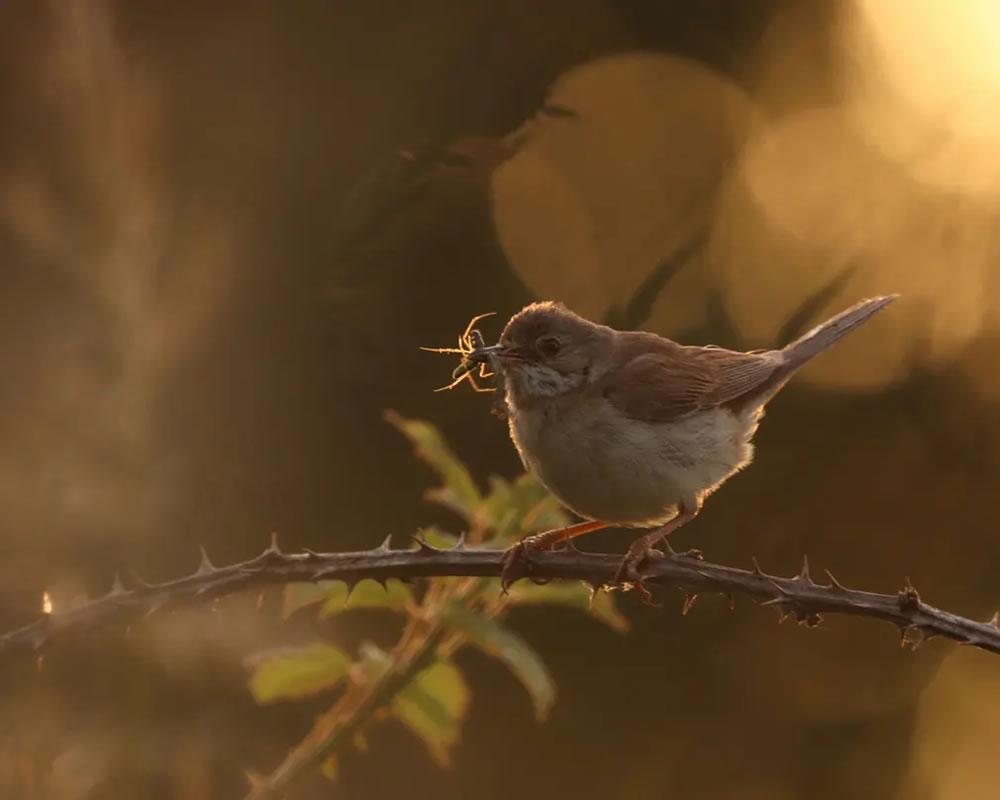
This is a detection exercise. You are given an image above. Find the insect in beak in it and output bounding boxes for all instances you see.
[421,312,500,392]
[466,344,505,364]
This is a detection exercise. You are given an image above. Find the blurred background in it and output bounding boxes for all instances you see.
[1,0,1000,797]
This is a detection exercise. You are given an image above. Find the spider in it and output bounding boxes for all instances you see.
[421,312,498,392]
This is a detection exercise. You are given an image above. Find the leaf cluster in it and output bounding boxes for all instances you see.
[244,413,625,797]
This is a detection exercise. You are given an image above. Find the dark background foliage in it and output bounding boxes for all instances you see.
[1,0,999,797]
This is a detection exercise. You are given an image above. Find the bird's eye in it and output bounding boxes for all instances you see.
[536,335,561,358]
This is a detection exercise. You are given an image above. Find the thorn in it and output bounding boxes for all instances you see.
[989,611,999,628]
[302,547,323,561]
[259,532,282,562]
[751,557,765,578]
[681,592,698,616]
[144,594,168,618]
[824,568,847,592]
[761,597,789,609]
[725,592,735,610]
[898,577,921,611]
[344,579,358,601]
[197,547,216,575]
[409,535,439,555]
[797,555,812,584]
[452,532,466,550]
[374,577,388,591]
[374,534,393,553]
[563,536,580,553]
[128,569,155,589]
[108,573,126,597]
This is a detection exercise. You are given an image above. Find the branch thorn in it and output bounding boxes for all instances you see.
[409,535,439,555]
[823,568,847,592]
[197,547,216,575]
[131,571,158,590]
[898,577,921,610]
[108,572,126,597]
[144,594,168,618]
[259,533,283,563]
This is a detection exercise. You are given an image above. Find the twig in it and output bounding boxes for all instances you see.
[2,536,999,660]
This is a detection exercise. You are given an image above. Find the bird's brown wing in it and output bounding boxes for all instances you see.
[601,342,784,422]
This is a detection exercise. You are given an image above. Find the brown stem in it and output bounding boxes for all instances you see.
[3,536,998,659]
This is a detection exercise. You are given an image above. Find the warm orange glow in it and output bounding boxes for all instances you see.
[42,591,52,615]
[845,0,1000,194]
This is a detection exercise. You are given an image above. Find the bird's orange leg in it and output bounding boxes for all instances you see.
[500,520,608,592]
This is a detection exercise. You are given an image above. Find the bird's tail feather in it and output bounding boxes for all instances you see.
[735,294,899,412]
[781,294,899,370]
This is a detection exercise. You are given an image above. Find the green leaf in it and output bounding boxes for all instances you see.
[443,604,555,720]
[506,582,629,633]
[281,580,340,619]
[319,579,413,619]
[392,659,470,767]
[384,411,481,519]
[247,644,350,704]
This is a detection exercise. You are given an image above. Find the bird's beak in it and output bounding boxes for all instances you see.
[467,344,512,364]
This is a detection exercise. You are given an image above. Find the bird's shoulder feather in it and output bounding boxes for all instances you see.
[597,332,784,422]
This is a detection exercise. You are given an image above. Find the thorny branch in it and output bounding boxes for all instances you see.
[3,535,1000,660]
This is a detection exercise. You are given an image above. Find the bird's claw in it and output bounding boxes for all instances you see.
[500,534,553,593]
[612,543,702,606]
[613,544,664,607]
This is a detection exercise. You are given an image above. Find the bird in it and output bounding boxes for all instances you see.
[466,294,899,602]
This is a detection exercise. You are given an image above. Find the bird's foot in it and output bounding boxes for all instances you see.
[613,541,666,607]
[612,540,704,605]
[500,533,556,593]
[500,520,607,593]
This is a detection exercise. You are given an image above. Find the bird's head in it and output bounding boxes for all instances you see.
[470,302,614,402]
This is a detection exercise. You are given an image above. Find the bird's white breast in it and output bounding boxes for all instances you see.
[507,395,760,527]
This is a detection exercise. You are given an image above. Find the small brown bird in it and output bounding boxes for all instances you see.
[467,294,899,601]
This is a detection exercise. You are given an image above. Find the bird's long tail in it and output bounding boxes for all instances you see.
[739,294,899,411]
[780,294,899,370]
